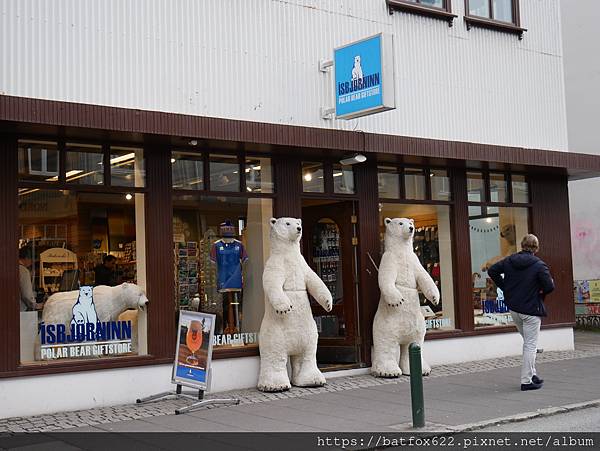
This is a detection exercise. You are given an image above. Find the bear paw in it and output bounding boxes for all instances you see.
[318,295,333,312]
[401,363,431,376]
[371,363,402,378]
[293,370,326,388]
[385,290,404,307]
[257,372,292,392]
[271,298,293,315]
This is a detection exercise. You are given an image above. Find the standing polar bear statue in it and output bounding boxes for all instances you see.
[257,217,333,392]
[372,218,440,378]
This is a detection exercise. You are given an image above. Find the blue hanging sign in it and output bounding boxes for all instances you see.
[334,33,395,119]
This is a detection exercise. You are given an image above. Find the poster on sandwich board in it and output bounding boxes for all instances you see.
[172,310,216,391]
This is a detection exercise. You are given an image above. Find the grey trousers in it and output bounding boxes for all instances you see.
[510,310,542,384]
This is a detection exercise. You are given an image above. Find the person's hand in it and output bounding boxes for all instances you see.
[35,303,44,311]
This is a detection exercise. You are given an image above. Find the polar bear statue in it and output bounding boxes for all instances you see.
[257,217,333,392]
[371,218,440,378]
[42,283,149,329]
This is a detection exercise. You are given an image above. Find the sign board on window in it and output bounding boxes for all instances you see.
[172,310,216,390]
[334,33,395,119]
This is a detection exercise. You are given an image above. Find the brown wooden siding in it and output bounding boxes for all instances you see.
[0,136,18,374]
[1,95,600,177]
[530,174,576,325]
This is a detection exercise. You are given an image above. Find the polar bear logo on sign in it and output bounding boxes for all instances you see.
[70,286,98,329]
[352,55,363,81]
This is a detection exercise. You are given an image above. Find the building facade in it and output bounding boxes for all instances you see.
[1,0,598,417]
[561,0,600,326]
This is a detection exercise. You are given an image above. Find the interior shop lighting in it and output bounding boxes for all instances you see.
[333,172,344,177]
[304,172,313,182]
[125,193,133,201]
[189,139,198,146]
[109,153,135,165]
[171,158,176,163]
[339,154,367,165]
[485,217,493,223]
[46,170,83,182]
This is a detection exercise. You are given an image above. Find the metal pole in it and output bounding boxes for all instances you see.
[409,342,425,428]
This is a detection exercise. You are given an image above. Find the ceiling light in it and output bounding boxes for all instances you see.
[110,153,135,165]
[339,154,367,165]
[304,172,313,182]
[125,193,133,201]
[485,217,493,223]
[171,158,176,163]
[333,172,343,177]
[189,139,198,146]
[46,170,83,182]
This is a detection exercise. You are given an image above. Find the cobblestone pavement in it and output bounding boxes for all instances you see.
[1,331,598,433]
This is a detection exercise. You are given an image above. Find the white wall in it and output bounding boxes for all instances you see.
[0,327,573,419]
[562,0,600,281]
[0,0,567,151]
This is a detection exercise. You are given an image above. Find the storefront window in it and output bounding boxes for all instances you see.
[110,147,145,188]
[470,206,529,328]
[302,162,324,193]
[172,151,204,190]
[173,195,272,350]
[65,143,104,185]
[489,173,508,203]
[18,140,59,183]
[333,164,355,194]
[18,190,147,364]
[378,203,456,332]
[512,174,529,203]
[404,168,426,200]
[467,171,485,202]
[210,154,240,192]
[245,157,273,193]
[431,169,451,201]
[378,166,400,199]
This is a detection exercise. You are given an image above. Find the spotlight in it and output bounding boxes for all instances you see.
[125,193,133,201]
[339,154,367,165]
[189,139,198,146]
[304,173,313,182]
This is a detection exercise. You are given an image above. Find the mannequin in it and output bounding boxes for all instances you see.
[210,221,248,335]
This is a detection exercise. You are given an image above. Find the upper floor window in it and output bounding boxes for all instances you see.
[386,0,457,26]
[378,166,452,202]
[465,0,525,38]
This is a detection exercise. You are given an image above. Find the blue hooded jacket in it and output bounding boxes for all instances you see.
[488,251,555,317]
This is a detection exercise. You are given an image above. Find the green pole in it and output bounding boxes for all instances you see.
[409,342,425,428]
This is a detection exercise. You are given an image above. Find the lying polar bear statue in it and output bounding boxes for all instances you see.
[257,217,333,392]
[42,282,149,328]
[372,218,440,378]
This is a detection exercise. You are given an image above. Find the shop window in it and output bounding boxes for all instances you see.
[245,157,273,193]
[172,195,273,350]
[511,174,529,203]
[18,140,59,183]
[378,203,456,332]
[489,173,508,203]
[467,171,486,202]
[110,147,145,188]
[65,143,104,185]
[302,162,325,193]
[333,164,355,194]
[172,152,204,190]
[470,206,529,328]
[431,169,451,201]
[378,166,400,199]
[18,190,147,364]
[404,168,426,200]
[209,154,240,192]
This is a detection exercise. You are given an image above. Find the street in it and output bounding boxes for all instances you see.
[479,406,600,432]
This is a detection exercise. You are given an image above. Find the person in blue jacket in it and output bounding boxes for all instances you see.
[488,234,555,391]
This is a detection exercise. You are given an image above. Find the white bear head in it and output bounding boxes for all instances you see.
[384,217,415,242]
[354,55,361,67]
[119,282,149,310]
[270,217,302,243]
[78,286,94,306]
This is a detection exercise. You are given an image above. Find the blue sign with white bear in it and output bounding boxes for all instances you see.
[333,34,394,119]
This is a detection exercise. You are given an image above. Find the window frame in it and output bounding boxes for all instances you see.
[301,160,358,199]
[386,0,458,26]
[377,165,454,205]
[172,148,276,199]
[17,136,149,370]
[464,0,526,38]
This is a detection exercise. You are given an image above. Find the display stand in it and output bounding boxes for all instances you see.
[136,381,239,415]
[136,310,239,415]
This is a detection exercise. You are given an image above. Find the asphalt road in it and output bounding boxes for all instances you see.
[478,406,600,432]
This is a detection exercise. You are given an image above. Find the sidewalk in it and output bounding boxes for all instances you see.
[1,331,599,435]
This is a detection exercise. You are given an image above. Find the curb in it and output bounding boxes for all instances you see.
[447,398,600,432]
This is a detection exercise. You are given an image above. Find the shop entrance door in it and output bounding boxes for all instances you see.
[301,200,360,366]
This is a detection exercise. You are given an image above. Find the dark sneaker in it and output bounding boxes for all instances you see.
[532,375,544,384]
[521,382,543,391]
